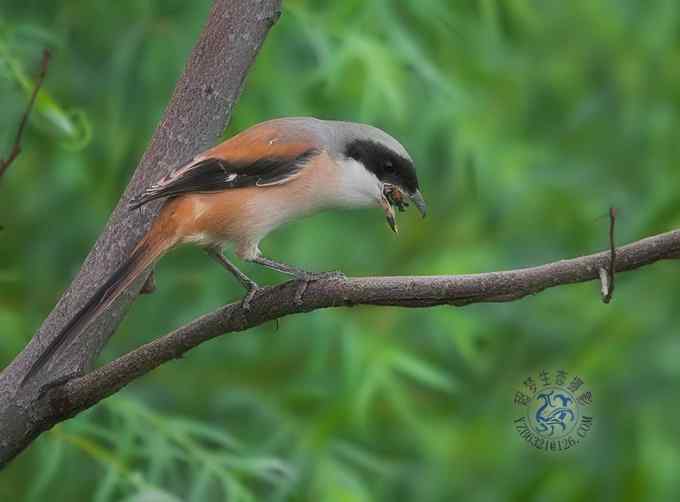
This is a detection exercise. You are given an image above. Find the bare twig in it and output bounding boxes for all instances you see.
[599,207,617,303]
[598,267,609,299]
[0,48,51,180]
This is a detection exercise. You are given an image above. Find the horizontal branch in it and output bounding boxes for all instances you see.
[43,227,680,420]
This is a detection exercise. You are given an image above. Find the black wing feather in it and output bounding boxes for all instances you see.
[129,148,319,209]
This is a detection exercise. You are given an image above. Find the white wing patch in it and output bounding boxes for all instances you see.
[254,170,304,187]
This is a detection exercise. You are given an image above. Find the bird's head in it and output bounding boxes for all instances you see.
[340,123,426,233]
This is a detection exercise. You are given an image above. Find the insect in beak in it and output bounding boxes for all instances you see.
[380,184,427,233]
[383,184,427,217]
[379,192,398,234]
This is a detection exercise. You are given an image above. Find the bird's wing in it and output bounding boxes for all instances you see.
[130,121,321,209]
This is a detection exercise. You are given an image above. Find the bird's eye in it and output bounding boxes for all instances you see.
[384,160,394,171]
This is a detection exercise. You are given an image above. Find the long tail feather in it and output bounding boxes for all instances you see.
[22,232,171,386]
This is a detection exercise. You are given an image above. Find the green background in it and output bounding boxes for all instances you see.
[2,1,680,500]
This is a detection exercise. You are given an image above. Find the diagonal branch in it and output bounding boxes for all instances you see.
[38,227,680,423]
[0,48,51,181]
[0,0,282,468]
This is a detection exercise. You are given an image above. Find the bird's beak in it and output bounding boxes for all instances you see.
[409,190,427,218]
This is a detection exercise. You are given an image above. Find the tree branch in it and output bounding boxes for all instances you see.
[0,0,282,467]
[33,227,680,426]
[0,48,51,181]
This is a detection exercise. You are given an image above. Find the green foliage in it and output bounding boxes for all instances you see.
[2,0,680,500]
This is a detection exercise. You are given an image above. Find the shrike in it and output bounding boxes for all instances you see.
[25,117,426,384]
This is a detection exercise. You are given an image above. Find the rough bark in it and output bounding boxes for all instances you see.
[38,227,680,422]
[0,0,282,467]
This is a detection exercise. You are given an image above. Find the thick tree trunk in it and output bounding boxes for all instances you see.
[0,0,282,467]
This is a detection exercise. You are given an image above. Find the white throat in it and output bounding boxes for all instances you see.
[332,157,383,209]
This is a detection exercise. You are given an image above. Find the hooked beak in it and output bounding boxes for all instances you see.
[409,190,427,218]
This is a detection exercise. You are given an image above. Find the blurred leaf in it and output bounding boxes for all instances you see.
[0,32,92,150]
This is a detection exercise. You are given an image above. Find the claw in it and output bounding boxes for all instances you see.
[241,285,259,312]
[292,270,346,305]
[294,281,308,306]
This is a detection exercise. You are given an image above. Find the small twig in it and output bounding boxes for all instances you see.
[600,207,617,303]
[0,48,51,181]
[598,267,609,299]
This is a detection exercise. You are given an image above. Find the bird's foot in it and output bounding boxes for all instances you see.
[293,270,346,306]
[240,283,261,312]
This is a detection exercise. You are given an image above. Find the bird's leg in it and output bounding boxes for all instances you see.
[250,256,345,305]
[206,247,260,311]
[251,256,345,280]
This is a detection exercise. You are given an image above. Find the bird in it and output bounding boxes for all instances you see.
[23,117,426,385]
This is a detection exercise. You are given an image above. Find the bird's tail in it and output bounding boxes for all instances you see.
[22,220,177,386]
